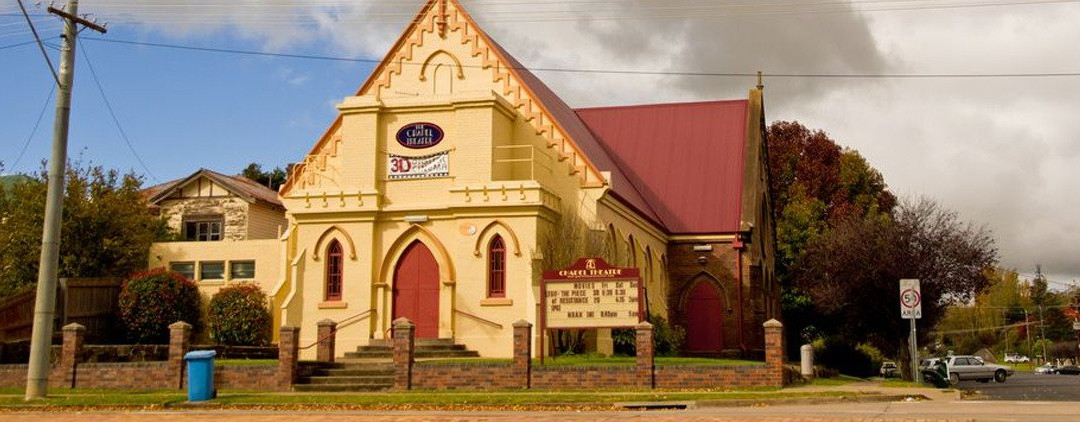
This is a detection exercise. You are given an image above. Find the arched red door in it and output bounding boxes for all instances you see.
[685,281,723,353]
[393,241,440,338]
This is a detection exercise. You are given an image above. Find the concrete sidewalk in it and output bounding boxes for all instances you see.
[782,381,962,402]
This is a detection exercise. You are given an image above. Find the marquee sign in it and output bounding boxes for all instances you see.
[540,258,643,362]
[541,258,644,330]
[388,151,449,180]
[396,122,444,149]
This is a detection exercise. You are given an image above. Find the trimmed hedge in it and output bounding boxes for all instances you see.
[118,268,201,344]
[207,284,272,346]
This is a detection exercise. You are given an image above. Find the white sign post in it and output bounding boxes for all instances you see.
[900,279,922,382]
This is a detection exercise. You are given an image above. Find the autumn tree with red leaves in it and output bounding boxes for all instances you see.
[767,122,997,376]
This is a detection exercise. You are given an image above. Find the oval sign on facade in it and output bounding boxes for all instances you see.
[396,123,444,149]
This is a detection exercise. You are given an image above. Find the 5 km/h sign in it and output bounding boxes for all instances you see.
[900,279,922,319]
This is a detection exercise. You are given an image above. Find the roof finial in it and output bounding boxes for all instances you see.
[756,71,764,90]
[437,0,449,38]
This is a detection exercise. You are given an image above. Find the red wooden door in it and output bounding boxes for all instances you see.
[393,241,440,338]
[685,281,723,353]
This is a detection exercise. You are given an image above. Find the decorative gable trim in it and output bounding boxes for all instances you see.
[281,0,607,196]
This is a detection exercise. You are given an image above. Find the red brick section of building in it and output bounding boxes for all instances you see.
[577,92,781,358]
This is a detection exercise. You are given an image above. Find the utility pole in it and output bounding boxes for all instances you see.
[1024,308,1032,360]
[24,0,106,401]
[1039,305,1047,364]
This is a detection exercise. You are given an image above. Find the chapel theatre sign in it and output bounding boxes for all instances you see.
[542,258,644,330]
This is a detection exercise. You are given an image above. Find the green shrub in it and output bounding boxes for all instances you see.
[207,284,272,346]
[611,314,686,357]
[118,267,201,343]
[812,336,878,378]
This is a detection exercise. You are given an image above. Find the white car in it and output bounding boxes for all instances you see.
[1035,363,1057,374]
[1004,353,1030,363]
[946,355,1014,384]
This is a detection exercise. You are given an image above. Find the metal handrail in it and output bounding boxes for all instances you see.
[455,309,504,329]
[298,308,374,350]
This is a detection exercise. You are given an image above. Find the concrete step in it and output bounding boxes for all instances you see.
[355,344,467,353]
[343,349,480,359]
[320,367,394,377]
[293,383,391,392]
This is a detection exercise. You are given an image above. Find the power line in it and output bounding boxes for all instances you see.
[8,83,55,172]
[15,0,58,85]
[82,37,1080,80]
[11,0,1080,24]
[0,39,38,50]
[79,42,159,183]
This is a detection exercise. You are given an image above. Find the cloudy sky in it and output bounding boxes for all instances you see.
[1,0,1077,284]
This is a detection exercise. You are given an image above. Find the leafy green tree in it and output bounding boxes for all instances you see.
[240,163,287,191]
[766,121,896,356]
[792,197,997,379]
[0,162,171,298]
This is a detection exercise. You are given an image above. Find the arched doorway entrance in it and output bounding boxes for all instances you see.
[393,240,440,338]
[685,280,724,354]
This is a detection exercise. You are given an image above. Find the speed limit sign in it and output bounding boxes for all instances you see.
[900,279,922,319]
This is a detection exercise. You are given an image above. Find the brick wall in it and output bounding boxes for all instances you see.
[393,317,787,391]
[0,319,785,392]
[215,365,279,390]
[411,363,517,390]
[532,366,639,389]
[0,321,285,392]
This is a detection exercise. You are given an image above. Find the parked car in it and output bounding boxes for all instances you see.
[1004,353,1030,363]
[1035,363,1057,374]
[880,361,898,378]
[945,355,1014,384]
[920,357,942,370]
[1054,365,1080,375]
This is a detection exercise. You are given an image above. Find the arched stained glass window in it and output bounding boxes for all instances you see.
[325,240,343,301]
[488,235,506,298]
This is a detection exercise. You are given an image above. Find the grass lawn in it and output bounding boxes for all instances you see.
[0,388,873,409]
[879,380,926,388]
[422,355,762,367]
[807,374,865,386]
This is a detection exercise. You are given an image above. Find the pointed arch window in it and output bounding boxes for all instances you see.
[325,240,344,301]
[488,235,506,298]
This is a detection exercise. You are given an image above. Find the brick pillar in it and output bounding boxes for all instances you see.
[763,319,784,386]
[168,321,192,389]
[635,321,654,389]
[277,326,300,391]
[60,323,85,388]
[512,320,532,389]
[392,318,415,390]
[316,319,337,363]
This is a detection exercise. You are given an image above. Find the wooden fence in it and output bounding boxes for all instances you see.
[0,278,121,343]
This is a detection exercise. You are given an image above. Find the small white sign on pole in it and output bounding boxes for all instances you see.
[900,279,922,320]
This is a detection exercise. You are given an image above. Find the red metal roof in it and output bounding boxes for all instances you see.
[464,11,662,226]
[576,101,749,234]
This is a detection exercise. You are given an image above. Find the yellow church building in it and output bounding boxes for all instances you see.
[150,0,779,360]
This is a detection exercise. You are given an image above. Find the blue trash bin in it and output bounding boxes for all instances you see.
[184,350,217,401]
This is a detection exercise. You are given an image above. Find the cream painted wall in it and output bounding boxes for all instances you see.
[149,238,282,299]
[270,0,683,359]
[247,203,287,240]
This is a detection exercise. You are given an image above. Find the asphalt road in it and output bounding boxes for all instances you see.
[956,371,1080,401]
[8,401,1080,422]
